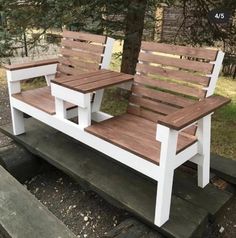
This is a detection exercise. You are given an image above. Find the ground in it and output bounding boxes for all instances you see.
[25,166,129,238]
[0,64,235,237]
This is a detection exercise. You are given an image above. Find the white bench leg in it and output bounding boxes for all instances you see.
[55,97,66,119]
[7,76,25,135]
[155,125,177,226]
[78,94,91,129]
[11,107,25,135]
[197,115,211,188]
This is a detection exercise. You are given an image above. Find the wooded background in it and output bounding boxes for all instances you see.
[0,0,235,77]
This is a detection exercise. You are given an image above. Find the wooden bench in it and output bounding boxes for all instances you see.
[4,30,114,123]
[5,36,230,227]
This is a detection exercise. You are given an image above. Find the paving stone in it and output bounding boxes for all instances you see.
[210,154,236,185]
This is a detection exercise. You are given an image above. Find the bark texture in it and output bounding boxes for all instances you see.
[121,0,147,75]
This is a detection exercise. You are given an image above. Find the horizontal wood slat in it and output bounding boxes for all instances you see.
[61,39,104,55]
[85,113,197,164]
[62,71,122,88]
[129,95,178,115]
[61,48,102,63]
[141,41,218,61]
[136,63,210,86]
[63,30,107,44]
[3,59,58,71]
[12,87,75,115]
[127,105,165,122]
[138,52,213,74]
[75,74,134,93]
[59,57,99,71]
[134,75,205,98]
[54,69,110,84]
[159,95,231,130]
[52,70,134,93]
[57,64,89,76]
[132,85,194,108]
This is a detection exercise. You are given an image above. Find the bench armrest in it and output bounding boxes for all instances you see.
[158,95,230,130]
[3,59,59,71]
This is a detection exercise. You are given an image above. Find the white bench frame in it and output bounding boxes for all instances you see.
[6,44,225,226]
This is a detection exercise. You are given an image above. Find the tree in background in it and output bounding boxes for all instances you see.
[0,0,172,74]
[1,0,235,75]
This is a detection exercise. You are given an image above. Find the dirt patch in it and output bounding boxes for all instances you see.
[24,166,129,238]
[207,197,236,238]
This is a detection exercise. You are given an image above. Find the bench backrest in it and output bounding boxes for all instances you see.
[56,30,114,77]
[128,41,224,125]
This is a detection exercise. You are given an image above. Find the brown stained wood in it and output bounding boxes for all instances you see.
[12,87,75,115]
[59,57,99,71]
[138,52,213,74]
[74,74,134,93]
[158,95,231,130]
[141,41,218,61]
[3,59,59,71]
[57,64,89,76]
[129,95,178,115]
[135,75,205,98]
[131,84,195,108]
[63,71,122,88]
[182,125,197,136]
[127,105,164,122]
[61,39,105,54]
[53,69,110,84]
[136,63,210,86]
[61,48,102,63]
[85,113,197,164]
[62,30,107,44]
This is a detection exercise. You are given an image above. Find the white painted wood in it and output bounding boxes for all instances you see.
[101,37,115,69]
[91,89,104,113]
[51,83,87,107]
[91,111,113,122]
[45,73,56,86]
[91,37,115,113]
[10,97,160,181]
[206,51,225,97]
[155,125,177,226]
[11,108,25,135]
[196,115,211,188]
[174,142,198,169]
[6,71,25,135]
[55,98,66,119]
[8,64,58,82]
[78,94,91,128]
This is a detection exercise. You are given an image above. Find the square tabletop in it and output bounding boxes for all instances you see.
[51,69,134,93]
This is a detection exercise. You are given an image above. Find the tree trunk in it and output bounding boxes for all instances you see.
[121,0,147,75]
[23,31,28,57]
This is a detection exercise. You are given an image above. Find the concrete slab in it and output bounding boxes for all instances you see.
[211,154,236,185]
[0,118,233,238]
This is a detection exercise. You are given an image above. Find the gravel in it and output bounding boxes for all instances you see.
[24,166,129,237]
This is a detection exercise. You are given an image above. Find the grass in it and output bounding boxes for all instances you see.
[211,77,236,160]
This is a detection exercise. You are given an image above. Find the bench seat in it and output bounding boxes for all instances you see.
[85,113,197,164]
[12,86,76,115]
